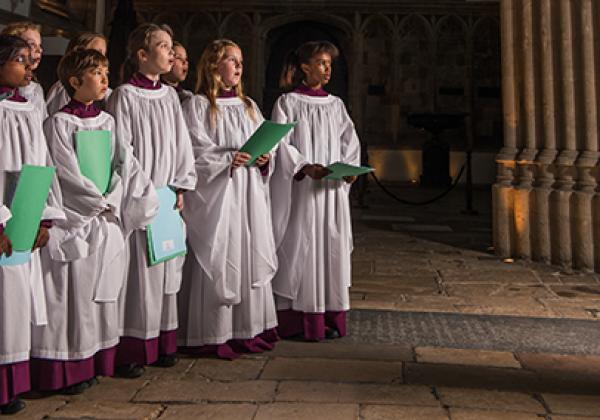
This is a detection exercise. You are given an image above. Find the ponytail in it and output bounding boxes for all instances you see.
[279,41,339,91]
[120,23,173,84]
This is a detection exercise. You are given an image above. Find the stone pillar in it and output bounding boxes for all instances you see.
[551,0,578,269]
[573,0,599,271]
[493,0,519,258]
[349,18,365,134]
[513,0,536,260]
[531,0,557,263]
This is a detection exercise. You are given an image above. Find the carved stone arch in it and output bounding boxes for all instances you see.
[183,12,220,91]
[218,12,255,61]
[151,12,184,41]
[259,12,354,40]
[360,13,394,36]
[435,14,468,114]
[397,13,434,42]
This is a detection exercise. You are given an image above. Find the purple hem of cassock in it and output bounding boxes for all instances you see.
[116,330,177,366]
[30,347,116,391]
[179,328,280,361]
[0,361,30,405]
[276,309,347,341]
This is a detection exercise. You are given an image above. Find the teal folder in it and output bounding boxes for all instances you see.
[3,165,55,252]
[240,121,296,166]
[324,162,374,180]
[75,130,112,194]
[146,187,187,266]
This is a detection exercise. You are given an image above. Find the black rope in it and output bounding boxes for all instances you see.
[369,162,466,206]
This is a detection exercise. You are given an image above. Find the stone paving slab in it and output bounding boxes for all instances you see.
[47,401,163,419]
[542,394,600,416]
[360,405,449,420]
[415,347,521,369]
[159,403,257,419]
[260,357,402,383]
[185,357,266,381]
[12,398,66,419]
[275,381,439,406]
[254,402,359,420]
[436,388,546,414]
[448,408,542,420]
[268,340,414,362]
[134,379,278,403]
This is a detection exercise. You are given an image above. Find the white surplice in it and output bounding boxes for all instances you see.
[30,111,129,361]
[0,98,64,365]
[46,81,113,117]
[178,95,278,346]
[20,81,47,119]
[270,92,360,313]
[106,83,196,341]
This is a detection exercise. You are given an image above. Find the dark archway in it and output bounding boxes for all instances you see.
[263,20,349,118]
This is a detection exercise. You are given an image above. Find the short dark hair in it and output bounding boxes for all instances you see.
[58,48,109,97]
[280,41,339,90]
[0,35,30,66]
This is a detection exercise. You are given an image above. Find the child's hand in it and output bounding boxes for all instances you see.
[176,191,184,211]
[0,233,12,257]
[232,152,252,169]
[303,164,331,180]
[32,226,49,250]
[255,153,270,168]
[343,175,357,184]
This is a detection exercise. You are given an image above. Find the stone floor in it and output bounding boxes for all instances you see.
[14,183,600,419]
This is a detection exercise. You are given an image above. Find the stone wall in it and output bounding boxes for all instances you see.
[121,0,500,154]
[493,0,600,272]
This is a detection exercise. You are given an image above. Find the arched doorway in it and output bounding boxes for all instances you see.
[263,20,349,117]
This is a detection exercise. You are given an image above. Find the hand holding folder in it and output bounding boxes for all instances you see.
[0,165,56,266]
[239,121,296,166]
[324,162,374,180]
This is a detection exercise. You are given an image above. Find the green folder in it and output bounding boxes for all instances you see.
[240,121,296,166]
[324,162,374,180]
[4,165,56,251]
[0,91,13,101]
[75,130,112,194]
[146,187,187,266]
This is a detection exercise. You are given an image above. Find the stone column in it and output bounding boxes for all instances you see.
[493,0,519,258]
[550,0,578,269]
[573,0,599,271]
[531,0,557,263]
[513,0,537,260]
[349,19,365,134]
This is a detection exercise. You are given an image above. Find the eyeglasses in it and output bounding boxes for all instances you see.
[26,42,43,54]
[10,55,32,66]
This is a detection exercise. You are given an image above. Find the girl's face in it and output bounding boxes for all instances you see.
[164,45,188,84]
[301,52,332,89]
[20,29,42,70]
[138,30,174,77]
[87,37,107,56]
[217,46,243,89]
[0,48,33,88]
[70,65,109,103]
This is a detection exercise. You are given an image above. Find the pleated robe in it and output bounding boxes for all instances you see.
[29,109,136,390]
[0,96,64,405]
[178,95,278,350]
[106,82,196,365]
[270,92,360,340]
[20,81,47,119]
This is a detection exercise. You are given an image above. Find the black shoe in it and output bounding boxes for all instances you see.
[325,328,341,339]
[87,377,99,387]
[61,381,90,395]
[0,398,25,415]
[151,354,178,368]
[115,364,145,378]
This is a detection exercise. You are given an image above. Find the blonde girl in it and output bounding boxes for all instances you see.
[178,39,278,359]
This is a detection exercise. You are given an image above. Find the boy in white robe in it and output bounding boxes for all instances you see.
[30,49,154,395]
[271,41,361,341]
[106,23,196,376]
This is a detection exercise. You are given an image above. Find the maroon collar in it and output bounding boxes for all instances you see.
[293,83,328,97]
[60,99,101,118]
[218,89,237,98]
[0,86,27,102]
[128,72,162,90]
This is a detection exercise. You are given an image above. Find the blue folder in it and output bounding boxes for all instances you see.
[0,250,32,266]
[146,187,187,266]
